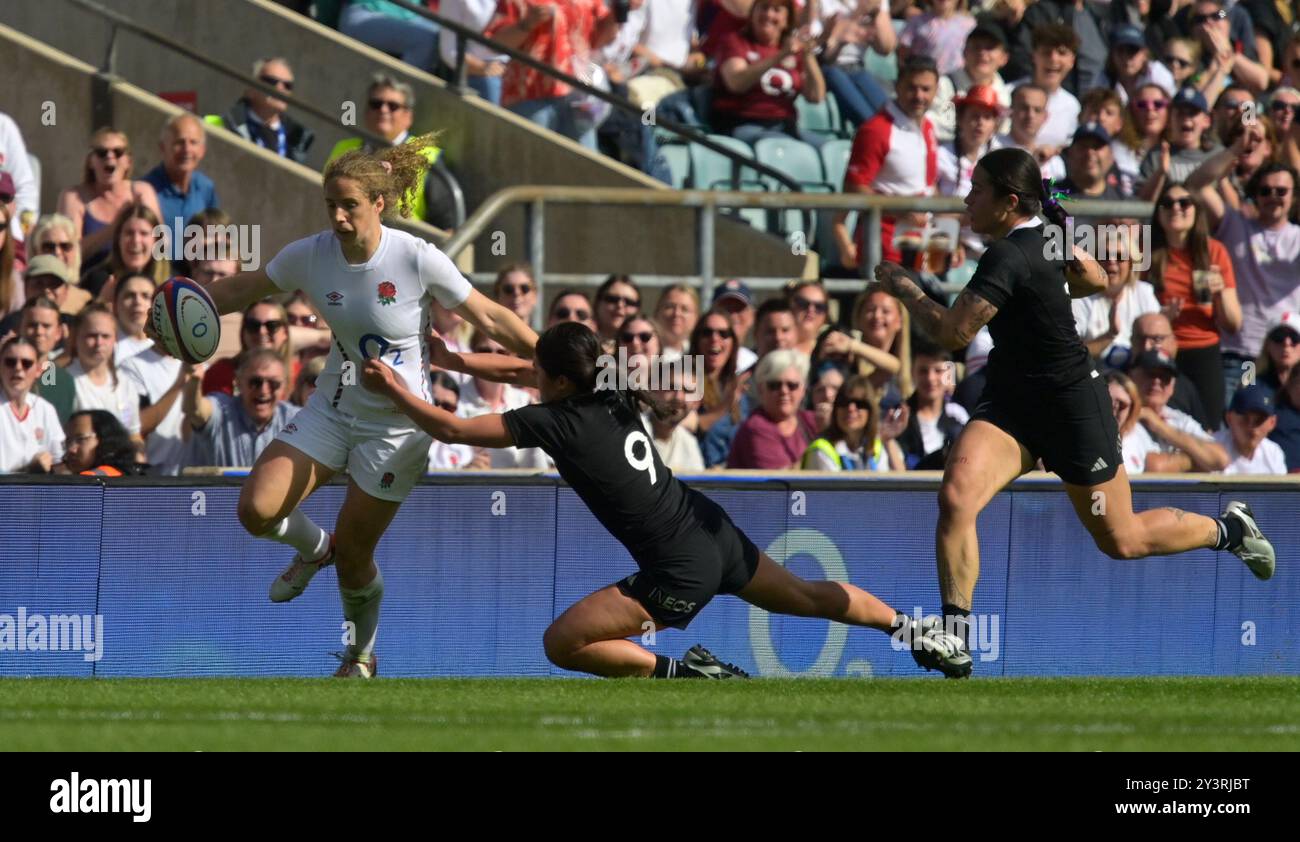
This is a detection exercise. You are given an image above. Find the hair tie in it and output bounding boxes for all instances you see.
[1041,177,1071,227]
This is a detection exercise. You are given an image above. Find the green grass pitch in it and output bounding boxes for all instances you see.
[3,677,1300,751]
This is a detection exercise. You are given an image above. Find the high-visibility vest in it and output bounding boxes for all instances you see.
[800,437,886,471]
[324,137,441,223]
[80,465,124,477]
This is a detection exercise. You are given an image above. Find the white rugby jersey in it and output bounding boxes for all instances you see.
[0,391,65,473]
[266,227,472,418]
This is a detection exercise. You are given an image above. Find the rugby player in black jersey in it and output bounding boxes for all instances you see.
[361,322,970,679]
[873,147,1276,677]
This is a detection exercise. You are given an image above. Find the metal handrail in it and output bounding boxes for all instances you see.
[444,185,1154,310]
[66,0,396,154]
[381,0,804,192]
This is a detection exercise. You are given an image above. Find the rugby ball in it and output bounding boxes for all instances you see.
[151,276,221,364]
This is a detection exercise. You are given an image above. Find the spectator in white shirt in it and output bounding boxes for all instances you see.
[1106,369,1158,475]
[643,367,704,472]
[426,370,476,470]
[457,330,550,469]
[1013,23,1080,149]
[997,84,1065,182]
[1131,349,1229,472]
[66,304,142,439]
[1072,227,1160,368]
[0,111,39,241]
[438,0,510,104]
[0,336,64,473]
[930,24,1012,143]
[111,273,155,366]
[1215,385,1287,475]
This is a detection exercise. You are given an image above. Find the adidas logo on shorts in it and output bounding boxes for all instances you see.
[1091,457,1108,472]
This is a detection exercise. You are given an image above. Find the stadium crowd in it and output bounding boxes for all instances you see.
[2,0,1300,477]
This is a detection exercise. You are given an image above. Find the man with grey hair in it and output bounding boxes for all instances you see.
[143,113,220,260]
[182,349,298,468]
[324,73,459,230]
[210,57,314,164]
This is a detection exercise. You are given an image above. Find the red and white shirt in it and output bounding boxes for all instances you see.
[711,31,804,122]
[844,102,937,262]
[0,391,65,473]
[486,0,611,106]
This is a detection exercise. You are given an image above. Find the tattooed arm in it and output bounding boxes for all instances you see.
[872,262,999,351]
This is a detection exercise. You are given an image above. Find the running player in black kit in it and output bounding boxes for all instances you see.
[874,147,1276,677]
[361,322,970,679]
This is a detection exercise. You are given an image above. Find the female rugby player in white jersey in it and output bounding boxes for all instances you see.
[196,134,537,677]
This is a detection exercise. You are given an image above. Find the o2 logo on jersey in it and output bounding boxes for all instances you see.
[624,431,657,487]
[358,333,403,366]
[759,68,795,98]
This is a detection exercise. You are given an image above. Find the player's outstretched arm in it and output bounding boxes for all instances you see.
[454,289,539,358]
[201,269,280,317]
[362,359,516,448]
[873,263,998,351]
[429,335,538,388]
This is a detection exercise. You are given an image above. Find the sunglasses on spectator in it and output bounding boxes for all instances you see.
[1191,9,1228,25]
[553,307,590,321]
[700,326,734,339]
[500,283,533,296]
[1256,187,1291,198]
[2,356,36,370]
[1158,196,1194,211]
[244,318,286,333]
[434,400,457,413]
[620,331,655,344]
[1271,102,1300,118]
[602,294,639,308]
[246,376,283,391]
[835,396,869,411]
[1268,328,1300,344]
[92,146,128,158]
[792,296,829,314]
[765,380,802,392]
[287,313,319,327]
[1134,99,1167,112]
[259,74,294,91]
[67,433,98,445]
[40,241,75,254]
[368,98,408,112]
[1163,55,1192,68]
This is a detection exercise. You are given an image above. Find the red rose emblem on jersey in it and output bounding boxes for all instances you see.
[377,282,397,306]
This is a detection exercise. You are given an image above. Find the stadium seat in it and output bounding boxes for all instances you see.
[660,143,690,190]
[795,95,840,143]
[754,137,834,245]
[689,134,768,230]
[820,139,853,188]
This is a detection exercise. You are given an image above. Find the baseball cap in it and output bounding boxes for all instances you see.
[1229,384,1276,416]
[24,254,72,286]
[1133,349,1178,375]
[968,24,1009,51]
[1071,121,1113,146]
[711,278,753,309]
[1113,25,1146,50]
[1266,311,1299,342]
[1171,86,1210,114]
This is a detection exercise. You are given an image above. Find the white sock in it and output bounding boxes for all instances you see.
[266,509,330,562]
[340,567,384,660]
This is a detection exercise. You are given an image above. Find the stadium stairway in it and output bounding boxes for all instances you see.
[0,0,807,281]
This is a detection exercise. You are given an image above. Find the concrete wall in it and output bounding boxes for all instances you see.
[0,0,804,279]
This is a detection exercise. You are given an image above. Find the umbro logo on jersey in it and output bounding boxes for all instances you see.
[1092,457,1109,472]
[326,291,344,306]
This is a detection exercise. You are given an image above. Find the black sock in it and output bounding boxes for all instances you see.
[653,654,702,678]
[941,604,971,650]
[1213,517,1244,552]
